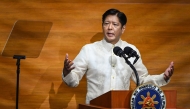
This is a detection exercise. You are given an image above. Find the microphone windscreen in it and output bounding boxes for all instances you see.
[113,46,122,57]
[124,46,133,55]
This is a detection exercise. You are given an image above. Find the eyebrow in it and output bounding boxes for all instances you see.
[104,21,119,24]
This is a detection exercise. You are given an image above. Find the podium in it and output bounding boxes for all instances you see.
[78,90,177,109]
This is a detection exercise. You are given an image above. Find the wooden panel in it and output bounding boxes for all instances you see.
[0,1,190,109]
[1,0,190,3]
[90,90,132,108]
[82,90,177,109]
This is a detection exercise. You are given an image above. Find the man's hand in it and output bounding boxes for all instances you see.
[164,61,174,82]
[63,53,75,77]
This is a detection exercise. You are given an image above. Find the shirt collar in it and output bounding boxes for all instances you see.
[102,38,122,52]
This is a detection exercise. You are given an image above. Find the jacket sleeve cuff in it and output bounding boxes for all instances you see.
[62,72,79,87]
[157,73,170,87]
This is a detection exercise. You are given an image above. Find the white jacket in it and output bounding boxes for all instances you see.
[62,38,167,104]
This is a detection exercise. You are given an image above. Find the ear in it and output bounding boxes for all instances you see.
[121,25,126,34]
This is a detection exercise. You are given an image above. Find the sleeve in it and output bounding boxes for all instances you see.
[62,45,88,87]
[130,47,169,87]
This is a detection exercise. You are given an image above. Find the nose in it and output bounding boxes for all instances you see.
[108,23,113,30]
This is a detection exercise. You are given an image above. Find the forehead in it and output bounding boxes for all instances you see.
[104,15,120,23]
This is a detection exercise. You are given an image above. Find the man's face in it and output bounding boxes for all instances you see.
[102,15,125,44]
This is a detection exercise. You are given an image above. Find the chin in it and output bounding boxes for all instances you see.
[106,39,116,44]
[104,36,116,42]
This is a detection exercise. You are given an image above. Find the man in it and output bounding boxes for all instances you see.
[62,8,174,104]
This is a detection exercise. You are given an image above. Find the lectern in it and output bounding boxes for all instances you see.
[78,90,177,109]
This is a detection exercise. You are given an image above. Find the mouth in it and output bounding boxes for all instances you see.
[107,32,115,37]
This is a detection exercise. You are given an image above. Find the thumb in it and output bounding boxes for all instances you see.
[169,61,174,69]
[64,53,69,65]
[65,53,68,59]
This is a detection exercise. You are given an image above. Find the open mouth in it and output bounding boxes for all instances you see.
[107,33,114,37]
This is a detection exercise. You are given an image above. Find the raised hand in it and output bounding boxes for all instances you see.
[63,53,75,77]
[164,61,174,82]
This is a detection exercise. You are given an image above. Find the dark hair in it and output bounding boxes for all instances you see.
[102,8,127,27]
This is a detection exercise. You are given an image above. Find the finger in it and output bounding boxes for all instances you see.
[171,65,174,72]
[169,61,174,68]
[67,59,71,65]
[66,60,72,66]
[168,61,174,76]
[64,53,69,65]
[68,63,75,70]
[65,60,72,68]
[170,65,174,75]
[164,73,169,80]
[165,73,170,79]
[168,70,172,77]
[66,53,68,59]
[165,71,169,77]
[68,66,75,71]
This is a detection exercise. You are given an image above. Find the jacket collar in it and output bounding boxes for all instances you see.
[102,38,122,52]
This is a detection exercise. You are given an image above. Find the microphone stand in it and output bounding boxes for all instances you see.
[13,55,26,109]
[123,57,140,87]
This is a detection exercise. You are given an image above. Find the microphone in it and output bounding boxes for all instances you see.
[124,46,139,64]
[113,46,127,59]
[113,46,140,87]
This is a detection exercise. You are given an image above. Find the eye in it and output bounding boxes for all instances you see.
[103,22,110,26]
[103,22,109,25]
[113,23,119,26]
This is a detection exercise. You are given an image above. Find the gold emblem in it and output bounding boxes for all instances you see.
[138,91,159,109]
